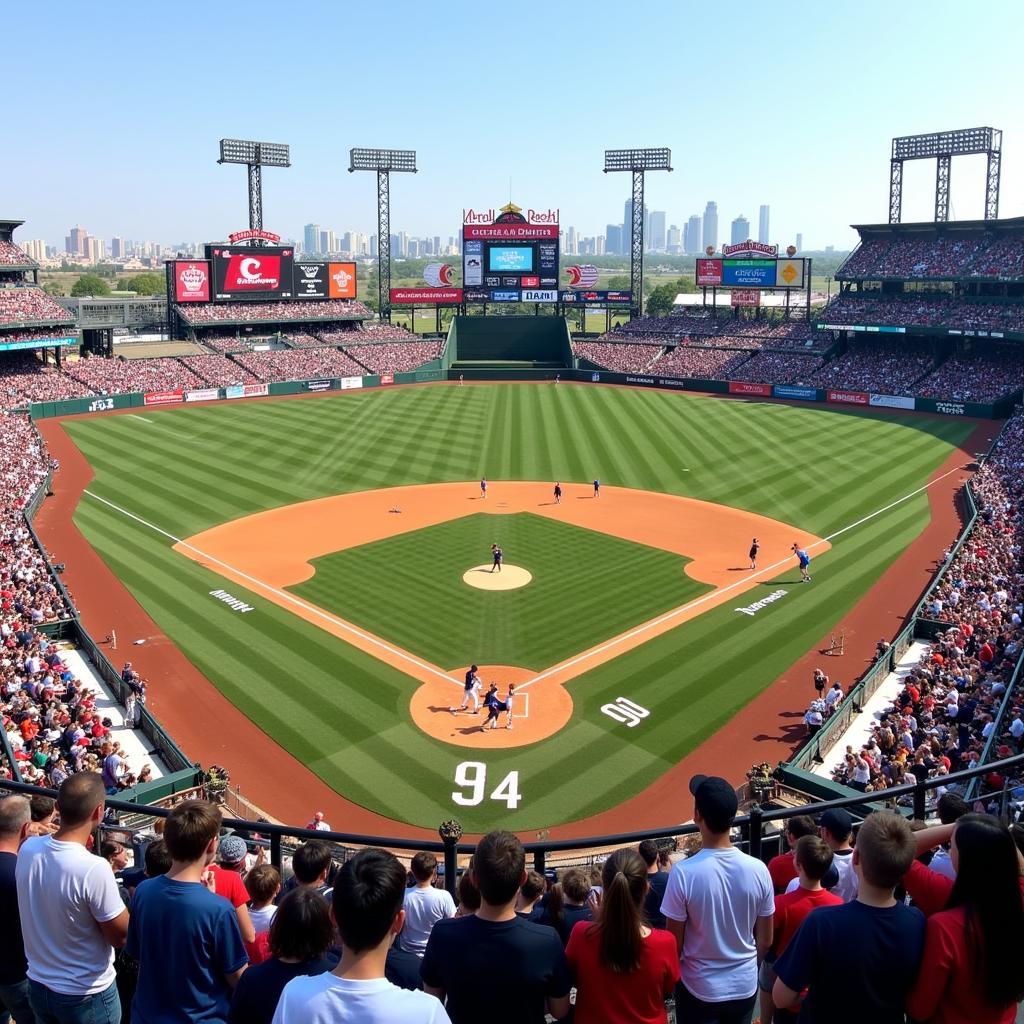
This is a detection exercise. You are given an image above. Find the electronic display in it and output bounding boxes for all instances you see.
[207,245,295,301]
[488,247,534,273]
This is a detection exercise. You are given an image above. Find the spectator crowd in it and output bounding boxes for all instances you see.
[820,293,1024,333]
[572,340,663,372]
[178,300,371,325]
[810,339,935,395]
[0,241,35,267]
[839,229,1024,281]
[0,289,74,328]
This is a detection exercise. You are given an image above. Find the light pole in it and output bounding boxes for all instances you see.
[217,139,290,237]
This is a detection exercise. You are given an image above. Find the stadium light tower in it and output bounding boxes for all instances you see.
[604,149,672,316]
[217,138,291,239]
[349,148,417,321]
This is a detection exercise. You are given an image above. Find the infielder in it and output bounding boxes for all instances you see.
[452,664,482,714]
[792,543,812,582]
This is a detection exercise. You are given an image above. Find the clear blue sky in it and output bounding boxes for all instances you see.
[3,0,1020,251]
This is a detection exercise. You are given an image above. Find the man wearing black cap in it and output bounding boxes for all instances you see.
[818,808,858,903]
[660,775,774,1024]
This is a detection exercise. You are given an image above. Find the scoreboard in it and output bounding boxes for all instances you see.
[462,206,560,303]
[695,257,806,290]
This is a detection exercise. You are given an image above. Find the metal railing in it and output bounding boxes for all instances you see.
[2,752,1020,895]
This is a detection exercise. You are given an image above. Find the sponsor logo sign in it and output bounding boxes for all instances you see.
[722,239,778,257]
[735,589,788,617]
[936,401,966,416]
[565,264,599,288]
[389,288,463,304]
[143,390,184,406]
[185,388,220,403]
[379,374,394,385]
[328,262,357,299]
[462,224,560,240]
[827,389,869,405]
[87,398,115,413]
[463,288,489,302]
[522,289,558,302]
[728,381,772,396]
[423,263,454,287]
[490,290,521,302]
[520,276,540,288]
[174,260,211,303]
[463,207,559,225]
[293,263,328,298]
[339,376,363,390]
[227,229,281,244]
[869,393,915,410]
[591,372,601,382]
[303,379,334,393]
[463,241,483,287]
[656,377,688,390]
[730,288,761,307]
[225,383,269,399]
[696,258,723,285]
[772,385,818,401]
[209,588,254,613]
[218,252,284,292]
[626,376,655,385]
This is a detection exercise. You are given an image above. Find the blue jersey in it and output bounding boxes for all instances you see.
[796,549,810,568]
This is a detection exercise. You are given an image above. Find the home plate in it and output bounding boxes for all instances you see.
[462,564,532,591]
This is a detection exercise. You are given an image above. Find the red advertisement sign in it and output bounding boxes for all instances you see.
[328,262,357,299]
[696,259,723,285]
[219,253,282,293]
[143,390,184,406]
[174,261,210,302]
[379,374,394,386]
[462,224,560,240]
[389,288,463,304]
[731,289,761,307]
[227,228,281,244]
[827,389,869,405]
[728,381,772,396]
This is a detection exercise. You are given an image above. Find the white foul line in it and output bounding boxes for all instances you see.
[84,460,967,695]
[127,415,154,423]
[82,490,458,687]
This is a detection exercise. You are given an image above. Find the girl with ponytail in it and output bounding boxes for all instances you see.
[565,848,679,1023]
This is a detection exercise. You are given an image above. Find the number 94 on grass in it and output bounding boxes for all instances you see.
[452,762,521,809]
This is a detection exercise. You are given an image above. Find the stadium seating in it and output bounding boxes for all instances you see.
[232,347,367,382]
[64,356,205,395]
[653,345,751,378]
[345,342,443,374]
[839,229,1024,280]
[915,342,1024,402]
[0,354,87,406]
[809,339,935,395]
[731,352,823,384]
[820,293,1024,333]
[0,288,74,326]
[179,299,370,324]
[0,240,34,266]
[572,341,664,372]
[178,355,259,387]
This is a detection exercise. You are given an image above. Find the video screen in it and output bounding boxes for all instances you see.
[488,246,534,272]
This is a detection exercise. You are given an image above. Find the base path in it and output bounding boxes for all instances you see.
[173,482,824,749]
[32,406,998,843]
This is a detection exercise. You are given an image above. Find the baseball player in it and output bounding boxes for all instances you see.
[748,538,760,570]
[593,478,601,498]
[491,543,503,573]
[504,684,516,729]
[483,684,504,730]
[452,665,482,714]
[480,477,487,500]
[553,482,562,504]
[792,543,812,582]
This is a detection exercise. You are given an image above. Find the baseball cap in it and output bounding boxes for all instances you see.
[688,774,738,828]
[218,835,248,864]
[819,808,853,840]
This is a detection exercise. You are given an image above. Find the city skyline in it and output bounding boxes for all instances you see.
[5,1,1019,257]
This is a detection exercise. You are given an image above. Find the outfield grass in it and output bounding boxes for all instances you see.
[291,512,708,670]
[64,385,975,829]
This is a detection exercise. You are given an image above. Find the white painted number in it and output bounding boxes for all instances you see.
[601,696,651,729]
[452,763,522,809]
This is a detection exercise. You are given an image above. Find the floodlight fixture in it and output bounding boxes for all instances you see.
[216,138,291,234]
[602,147,673,315]
[603,148,672,173]
[348,148,418,174]
[348,148,418,321]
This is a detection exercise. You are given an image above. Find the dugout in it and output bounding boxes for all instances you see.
[449,316,572,370]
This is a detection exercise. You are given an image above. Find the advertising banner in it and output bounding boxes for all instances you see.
[173,260,211,303]
[463,224,559,240]
[339,376,363,390]
[775,258,805,289]
[389,288,463,304]
[827,389,869,405]
[143,390,184,406]
[696,259,723,285]
[210,246,294,300]
[327,262,357,299]
[303,379,334,393]
[773,385,818,401]
[463,241,483,287]
[869,393,915,410]
[731,289,761,307]
[0,336,78,353]
[522,289,558,302]
[184,388,219,403]
[722,259,776,288]
[225,383,269,399]
[561,290,633,304]
[380,374,394,385]
[293,263,329,298]
[729,381,773,396]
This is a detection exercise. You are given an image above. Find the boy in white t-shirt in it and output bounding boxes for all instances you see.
[273,848,449,1024]
[399,853,456,957]
[246,864,281,934]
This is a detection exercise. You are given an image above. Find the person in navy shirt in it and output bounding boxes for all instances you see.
[490,544,503,573]
[127,800,247,1023]
[592,479,600,498]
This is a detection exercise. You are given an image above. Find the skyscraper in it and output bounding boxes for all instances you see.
[566,226,577,255]
[648,211,666,252]
[66,225,87,256]
[796,233,803,252]
[623,199,648,252]
[684,215,702,255]
[758,205,770,245]
[702,203,718,252]
[110,237,125,259]
[666,225,681,254]
[606,224,622,256]
[304,223,320,254]
[731,215,750,245]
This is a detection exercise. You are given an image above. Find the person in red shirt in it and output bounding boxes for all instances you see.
[207,834,256,944]
[566,847,679,1024]
[906,814,1024,1024]
[759,835,842,1024]
[766,815,817,894]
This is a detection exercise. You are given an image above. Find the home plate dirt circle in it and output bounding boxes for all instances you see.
[462,564,532,591]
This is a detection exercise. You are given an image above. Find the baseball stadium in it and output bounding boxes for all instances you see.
[3,112,1024,1020]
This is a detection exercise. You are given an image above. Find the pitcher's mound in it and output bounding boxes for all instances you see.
[462,564,532,591]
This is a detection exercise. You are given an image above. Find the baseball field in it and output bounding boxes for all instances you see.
[41,384,981,833]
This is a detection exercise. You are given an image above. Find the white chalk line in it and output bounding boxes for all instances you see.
[127,415,154,423]
[82,490,457,688]
[84,461,966,696]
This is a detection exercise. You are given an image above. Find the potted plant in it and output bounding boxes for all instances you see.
[202,764,230,803]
